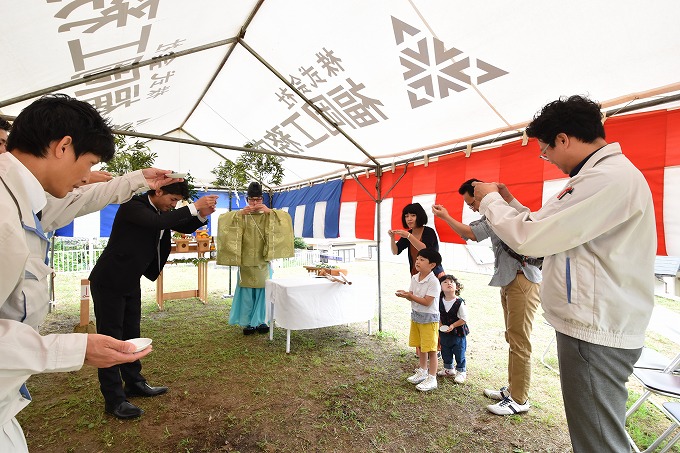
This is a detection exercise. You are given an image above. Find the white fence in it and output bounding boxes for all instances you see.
[50,238,352,273]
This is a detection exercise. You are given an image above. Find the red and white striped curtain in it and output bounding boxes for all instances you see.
[340,108,680,256]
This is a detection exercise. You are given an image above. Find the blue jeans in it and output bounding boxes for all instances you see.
[440,333,466,372]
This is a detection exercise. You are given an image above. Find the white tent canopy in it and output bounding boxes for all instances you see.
[2,0,680,188]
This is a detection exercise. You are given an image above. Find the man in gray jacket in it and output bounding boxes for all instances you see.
[473,95,655,453]
[433,180,541,416]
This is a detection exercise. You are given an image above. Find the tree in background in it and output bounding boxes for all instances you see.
[211,159,248,194]
[211,142,285,203]
[238,142,285,187]
[102,134,157,175]
[184,173,199,201]
[104,133,200,200]
[294,237,308,249]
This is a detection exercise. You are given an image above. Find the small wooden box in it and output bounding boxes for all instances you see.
[196,237,211,252]
[173,238,191,252]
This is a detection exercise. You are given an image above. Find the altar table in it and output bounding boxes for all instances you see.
[265,276,376,353]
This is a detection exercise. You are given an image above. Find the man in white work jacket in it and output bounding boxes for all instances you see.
[473,95,655,453]
[0,94,181,451]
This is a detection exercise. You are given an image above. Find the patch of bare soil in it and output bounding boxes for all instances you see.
[19,264,574,452]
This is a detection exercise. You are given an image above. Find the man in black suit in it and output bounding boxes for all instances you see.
[89,181,217,419]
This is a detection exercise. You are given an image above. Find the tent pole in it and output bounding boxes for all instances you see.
[343,166,382,331]
[48,235,56,313]
[228,192,233,297]
[375,168,383,332]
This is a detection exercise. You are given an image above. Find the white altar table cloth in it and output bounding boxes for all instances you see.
[265,276,376,352]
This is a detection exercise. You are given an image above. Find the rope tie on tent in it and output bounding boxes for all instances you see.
[602,97,637,124]
[522,130,529,146]
[465,143,472,158]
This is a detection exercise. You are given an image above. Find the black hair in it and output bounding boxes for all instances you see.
[0,118,10,132]
[6,93,115,161]
[525,95,605,146]
[417,248,442,267]
[247,181,263,198]
[148,181,190,200]
[401,202,429,229]
[458,178,482,197]
[439,274,464,296]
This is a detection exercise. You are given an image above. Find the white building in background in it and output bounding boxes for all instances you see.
[655,256,680,299]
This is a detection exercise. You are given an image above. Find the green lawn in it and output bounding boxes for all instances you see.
[15,260,680,452]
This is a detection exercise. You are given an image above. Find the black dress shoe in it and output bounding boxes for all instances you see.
[256,323,269,334]
[243,326,257,335]
[124,381,168,397]
[105,401,144,419]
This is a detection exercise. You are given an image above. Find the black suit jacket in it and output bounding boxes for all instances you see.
[89,194,207,292]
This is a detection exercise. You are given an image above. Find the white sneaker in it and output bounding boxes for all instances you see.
[416,375,438,392]
[487,396,530,415]
[454,372,466,384]
[407,368,428,384]
[483,386,510,401]
[436,368,457,377]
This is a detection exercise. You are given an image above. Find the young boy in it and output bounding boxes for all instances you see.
[436,275,469,383]
[396,248,442,392]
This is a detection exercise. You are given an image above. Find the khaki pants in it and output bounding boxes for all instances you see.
[500,273,541,403]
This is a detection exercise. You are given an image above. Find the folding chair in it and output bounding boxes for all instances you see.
[540,321,559,375]
[655,402,680,453]
[626,352,680,452]
[635,347,680,372]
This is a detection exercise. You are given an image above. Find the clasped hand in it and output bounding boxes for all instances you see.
[241,203,270,215]
[472,182,514,203]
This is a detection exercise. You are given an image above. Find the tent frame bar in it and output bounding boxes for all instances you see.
[271,91,680,189]
[0,38,238,109]
[238,38,381,167]
[111,128,376,168]
[179,127,271,192]
[179,0,266,128]
[0,114,376,168]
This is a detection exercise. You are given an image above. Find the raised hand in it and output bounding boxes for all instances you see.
[472,181,500,203]
[194,195,218,214]
[432,204,449,218]
[497,183,514,203]
[142,168,182,190]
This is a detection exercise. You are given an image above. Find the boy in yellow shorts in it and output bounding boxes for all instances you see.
[396,248,442,391]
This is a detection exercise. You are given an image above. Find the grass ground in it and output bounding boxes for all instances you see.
[16,260,680,452]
